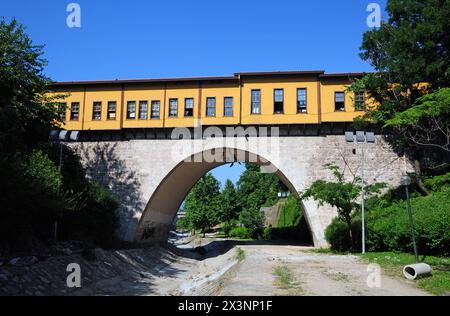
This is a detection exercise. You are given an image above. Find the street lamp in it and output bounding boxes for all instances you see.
[49,130,80,242]
[345,131,376,254]
[400,170,432,280]
[401,174,419,264]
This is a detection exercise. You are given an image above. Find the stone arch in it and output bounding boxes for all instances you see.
[134,147,324,247]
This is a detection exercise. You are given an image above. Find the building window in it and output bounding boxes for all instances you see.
[127,101,136,119]
[107,101,117,120]
[206,97,216,117]
[297,88,307,113]
[251,89,261,114]
[58,103,67,122]
[92,102,102,120]
[70,102,80,121]
[151,100,160,119]
[169,99,178,117]
[355,92,366,111]
[274,89,284,114]
[184,98,194,117]
[224,97,233,117]
[335,92,345,111]
[139,101,148,120]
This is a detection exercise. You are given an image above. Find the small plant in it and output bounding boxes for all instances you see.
[262,227,272,240]
[222,220,237,237]
[273,265,298,289]
[229,227,251,239]
[235,247,245,262]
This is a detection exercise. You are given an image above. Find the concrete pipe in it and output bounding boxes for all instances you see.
[403,263,432,280]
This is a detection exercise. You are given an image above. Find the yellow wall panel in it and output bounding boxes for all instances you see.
[320,81,365,123]
[83,87,122,130]
[241,77,321,125]
[200,83,240,126]
[123,85,165,128]
[164,84,200,128]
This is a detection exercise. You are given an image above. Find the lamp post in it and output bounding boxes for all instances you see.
[401,173,419,264]
[49,130,80,242]
[345,131,376,254]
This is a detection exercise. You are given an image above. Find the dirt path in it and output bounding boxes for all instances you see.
[1,242,430,296]
[83,244,430,296]
[217,245,429,296]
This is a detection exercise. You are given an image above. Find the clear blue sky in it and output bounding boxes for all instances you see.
[0,0,386,186]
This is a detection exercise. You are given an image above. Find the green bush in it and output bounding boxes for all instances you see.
[0,159,63,254]
[423,172,450,192]
[325,218,362,252]
[262,227,272,240]
[22,149,62,194]
[229,227,251,239]
[325,190,450,255]
[365,191,449,256]
[222,220,238,237]
[59,181,119,248]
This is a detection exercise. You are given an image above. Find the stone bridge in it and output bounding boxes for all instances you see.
[70,129,411,248]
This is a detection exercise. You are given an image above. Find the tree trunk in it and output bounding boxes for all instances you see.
[413,159,430,196]
[343,215,354,252]
[347,221,354,252]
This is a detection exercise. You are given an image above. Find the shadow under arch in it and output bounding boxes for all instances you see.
[134,147,313,244]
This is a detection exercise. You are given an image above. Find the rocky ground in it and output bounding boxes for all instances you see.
[0,240,429,296]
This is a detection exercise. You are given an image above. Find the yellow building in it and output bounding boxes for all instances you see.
[49,70,369,131]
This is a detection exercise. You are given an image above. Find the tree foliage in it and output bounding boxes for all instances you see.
[349,0,450,192]
[0,18,58,151]
[0,18,119,254]
[385,88,450,157]
[301,163,385,249]
[183,173,222,236]
[218,179,238,223]
[22,149,62,194]
[235,164,282,232]
[236,164,280,211]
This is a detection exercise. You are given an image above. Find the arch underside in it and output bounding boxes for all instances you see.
[134,148,316,245]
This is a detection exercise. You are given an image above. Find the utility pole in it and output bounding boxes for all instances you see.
[345,131,375,254]
[360,141,366,254]
[402,157,419,264]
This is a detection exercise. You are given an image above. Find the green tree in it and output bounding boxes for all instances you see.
[236,164,281,211]
[350,0,450,193]
[238,208,265,232]
[218,179,238,223]
[0,18,58,153]
[0,18,119,253]
[385,88,450,156]
[0,18,62,252]
[236,164,282,232]
[301,163,385,250]
[183,173,221,237]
